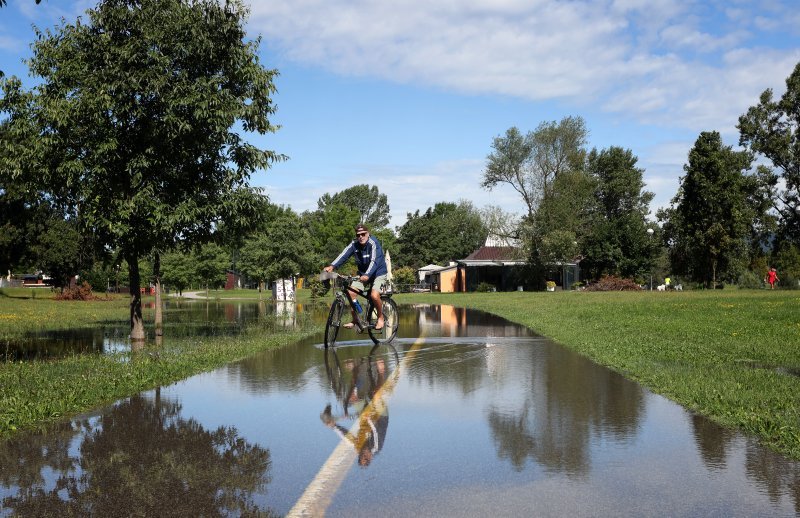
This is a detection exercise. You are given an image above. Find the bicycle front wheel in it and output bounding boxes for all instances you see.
[367,296,399,345]
[324,298,345,348]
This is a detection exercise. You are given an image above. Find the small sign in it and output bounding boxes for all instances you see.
[272,278,295,301]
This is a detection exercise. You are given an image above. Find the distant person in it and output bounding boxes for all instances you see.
[665,277,671,290]
[324,223,388,330]
[767,267,779,289]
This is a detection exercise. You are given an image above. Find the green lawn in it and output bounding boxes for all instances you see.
[394,289,800,458]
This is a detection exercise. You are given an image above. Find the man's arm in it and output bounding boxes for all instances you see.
[330,241,356,270]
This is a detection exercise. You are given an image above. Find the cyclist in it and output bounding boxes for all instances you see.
[323,223,388,330]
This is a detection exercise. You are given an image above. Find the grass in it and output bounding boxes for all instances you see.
[394,289,800,458]
[0,289,321,437]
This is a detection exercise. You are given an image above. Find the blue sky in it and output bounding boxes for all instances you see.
[2,0,800,228]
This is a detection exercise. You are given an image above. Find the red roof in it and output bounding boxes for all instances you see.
[463,246,521,262]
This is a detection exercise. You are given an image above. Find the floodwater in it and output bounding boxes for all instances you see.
[2,302,800,517]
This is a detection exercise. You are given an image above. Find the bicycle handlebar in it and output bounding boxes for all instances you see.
[319,271,361,283]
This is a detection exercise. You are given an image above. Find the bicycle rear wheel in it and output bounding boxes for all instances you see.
[324,298,345,348]
[367,296,399,345]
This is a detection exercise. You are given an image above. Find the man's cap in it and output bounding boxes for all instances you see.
[355,223,369,233]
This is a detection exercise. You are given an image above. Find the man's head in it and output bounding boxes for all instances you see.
[355,223,369,243]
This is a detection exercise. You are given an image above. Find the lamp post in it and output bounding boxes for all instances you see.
[647,228,654,291]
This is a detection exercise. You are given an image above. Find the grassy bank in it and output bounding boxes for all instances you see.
[396,289,800,458]
[0,290,321,437]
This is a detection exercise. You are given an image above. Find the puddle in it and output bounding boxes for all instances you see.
[1,304,799,516]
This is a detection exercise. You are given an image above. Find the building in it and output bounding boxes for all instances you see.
[422,238,581,292]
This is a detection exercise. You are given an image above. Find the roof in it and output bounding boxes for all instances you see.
[418,264,443,272]
[463,246,523,262]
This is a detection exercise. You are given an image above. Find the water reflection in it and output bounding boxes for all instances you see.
[0,391,276,516]
[2,298,326,360]
[485,343,644,476]
[320,345,399,467]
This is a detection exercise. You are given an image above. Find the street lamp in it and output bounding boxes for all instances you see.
[647,228,654,291]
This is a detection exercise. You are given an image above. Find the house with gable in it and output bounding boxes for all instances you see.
[422,235,581,292]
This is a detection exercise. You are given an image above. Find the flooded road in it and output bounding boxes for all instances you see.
[2,303,800,516]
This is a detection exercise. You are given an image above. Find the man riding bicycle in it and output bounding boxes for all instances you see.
[324,223,388,331]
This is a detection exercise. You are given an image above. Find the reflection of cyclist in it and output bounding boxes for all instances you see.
[321,347,390,467]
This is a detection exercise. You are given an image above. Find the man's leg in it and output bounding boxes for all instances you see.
[370,288,384,329]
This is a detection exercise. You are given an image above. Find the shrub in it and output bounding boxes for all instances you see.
[393,266,417,287]
[736,270,764,289]
[54,281,101,301]
[306,276,329,299]
[584,275,642,291]
[475,282,495,292]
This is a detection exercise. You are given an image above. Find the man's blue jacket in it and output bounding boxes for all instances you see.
[331,236,388,279]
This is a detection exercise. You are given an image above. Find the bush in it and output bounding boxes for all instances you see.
[54,281,102,301]
[475,282,495,293]
[393,266,417,287]
[306,276,329,299]
[584,275,642,291]
[736,270,764,289]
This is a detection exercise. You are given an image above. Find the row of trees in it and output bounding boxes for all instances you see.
[481,63,800,289]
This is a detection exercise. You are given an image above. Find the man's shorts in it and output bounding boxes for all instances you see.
[352,274,389,294]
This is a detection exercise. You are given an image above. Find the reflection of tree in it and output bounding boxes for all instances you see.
[1,393,276,516]
[744,442,800,514]
[487,344,644,476]
[691,413,734,471]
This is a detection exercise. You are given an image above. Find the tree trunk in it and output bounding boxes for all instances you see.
[127,252,146,341]
[154,252,163,337]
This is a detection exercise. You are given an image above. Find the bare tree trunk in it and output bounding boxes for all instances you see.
[154,252,163,337]
[127,252,146,341]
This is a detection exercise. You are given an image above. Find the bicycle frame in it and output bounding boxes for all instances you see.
[335,275,374,331]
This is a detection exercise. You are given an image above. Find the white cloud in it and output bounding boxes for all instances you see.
[248,0,799,133]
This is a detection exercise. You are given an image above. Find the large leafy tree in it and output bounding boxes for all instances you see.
[396,201,487,268]
[0,0,282,339]
[738,61,800,245]
[483,116,588,219]
[531,169,595,266]
[317,184,390,230]
[304,203,361,265]
[580,147,655,280]
[660,132,771,287]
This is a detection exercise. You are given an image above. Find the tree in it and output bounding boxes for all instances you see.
[396,201,487,268]
[32,217,85,290]
[483,117,588,219]
[194,243,229,296]
[317,184,390,230]
[0,0,282,340]
[304,203,361,265]
[580,147,655,280]
[660,132,770,287]
[239,213,318,298]
[161,251,195,295]
[738,61,800,245]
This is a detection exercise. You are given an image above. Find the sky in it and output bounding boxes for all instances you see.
[2,0,800,228]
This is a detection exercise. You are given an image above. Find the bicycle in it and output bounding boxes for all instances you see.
[320,271,399,348]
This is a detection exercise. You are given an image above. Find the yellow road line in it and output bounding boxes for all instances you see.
[287,337,427,517]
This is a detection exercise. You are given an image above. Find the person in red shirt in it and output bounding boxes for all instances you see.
[767,267,779,289]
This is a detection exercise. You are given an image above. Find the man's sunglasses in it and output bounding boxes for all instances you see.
[356,232,367,237]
